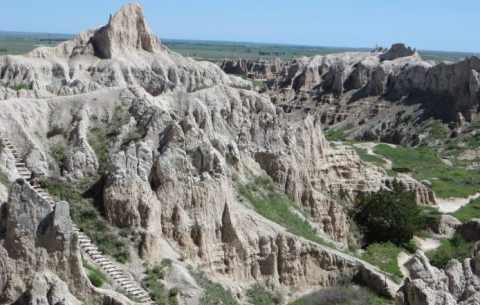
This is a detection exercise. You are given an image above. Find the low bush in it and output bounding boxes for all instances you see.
[143,260,177,305]
[47,125,65,138]
[354,181,426,247]
[428,234,476,269]
[189,268,239,305]
[288,286,388,305]
[362,242,403,279]
[83,260,110,288]
[10,83,29,91]
[247,284,282,305]
[121,124,147,150]
[49,144,66,168]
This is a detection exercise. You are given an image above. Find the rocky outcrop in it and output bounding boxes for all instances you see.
[0,181,78,303]
[380,43,417,61]
[220,58,285,78]
[0,4,251,100]
[457,219,480,242]
[395,249,480,305]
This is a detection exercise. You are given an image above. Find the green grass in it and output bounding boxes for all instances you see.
[83,260,110,288]
[40,177,131,263]
[143,260,176,305]
[247,285,282,305]
[121,124,147,150]
[452,198,480,222]
[373,144,480,198]
[288,286,389,305]
[9,83,29,91]
[50,144,66,168]
[325,124,353,141]
[361,242,403,280]
[427,234,476,269]
[353,147,386,167]
[88,106,132,173]
[239,175,328,246]
[189,268,239,305]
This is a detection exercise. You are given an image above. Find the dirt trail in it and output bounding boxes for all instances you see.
[436,193,480,213]
[397,237,442,279]
[353,142,395,169]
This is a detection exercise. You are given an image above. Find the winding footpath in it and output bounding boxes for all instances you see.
[0,135,154,305]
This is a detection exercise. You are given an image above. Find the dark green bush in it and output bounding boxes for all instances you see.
[47,125,65,138]
[354,181,426,247]
[428,234,476,269]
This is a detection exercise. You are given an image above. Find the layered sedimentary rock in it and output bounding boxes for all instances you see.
[234,45,480,144]
[220,58,285,78]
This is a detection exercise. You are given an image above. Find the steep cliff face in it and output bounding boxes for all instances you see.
[0,180,132,305]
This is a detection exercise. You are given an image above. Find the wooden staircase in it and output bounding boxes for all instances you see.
[0,136,154,304]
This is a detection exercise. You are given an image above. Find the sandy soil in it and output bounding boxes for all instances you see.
[436,193,480,213]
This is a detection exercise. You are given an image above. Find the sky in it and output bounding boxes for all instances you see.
[0,0,478,53]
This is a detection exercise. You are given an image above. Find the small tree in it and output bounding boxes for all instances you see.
[355,181,425,247]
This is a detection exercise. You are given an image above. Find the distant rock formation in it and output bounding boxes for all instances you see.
[380,43,417,61]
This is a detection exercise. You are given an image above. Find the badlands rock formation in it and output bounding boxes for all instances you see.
[0,3,439,304]
[395,248,480,305]
[223,45,480,144]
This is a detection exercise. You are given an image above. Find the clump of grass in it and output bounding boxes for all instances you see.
[121,125,147,150]
[40,177,131,263]
[189,268,239,305]
[452,198,480,222]
[325,125,353,141]
[88,106,130,173]
[47,125,65,138]
[83,260,110,288]
[427,234,476,269]
[143,260,177,305]
[238,175,328,246]
[362,242,403,280]
[288,286,388,305]
[50,144,66,168]
[10,83,29,91]
[247,284,282,305]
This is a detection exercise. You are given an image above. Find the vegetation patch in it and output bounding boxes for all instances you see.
[247,285,282,305]
[49,144,66,168]
[143,259,177,305]
[427,234,476,269]
[121,124,147,150]
[40,177,131,263]
[362,242,403,279]
[288,286,388,305]
[353,147,386,167]
[373,144,480,198]
[325,124,353,141]
[189,268,239,305]
[452,198,480,223]
[47,125,65,138]
[83,260,110,288]
[239,175,328,246]
[9,83,29,91]
[354,182,429,247]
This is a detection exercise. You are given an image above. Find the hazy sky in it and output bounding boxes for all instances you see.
[0,0,478,52]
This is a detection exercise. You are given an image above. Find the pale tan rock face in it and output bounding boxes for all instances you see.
[395,248,480,305]
[0,180,86,303]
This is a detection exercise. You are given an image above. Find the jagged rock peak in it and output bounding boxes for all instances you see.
[380,43,418,61]
[89,3,162,58]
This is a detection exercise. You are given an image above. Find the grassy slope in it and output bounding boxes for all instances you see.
[373,144,480,198]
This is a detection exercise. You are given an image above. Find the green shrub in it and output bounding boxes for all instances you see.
[10,83,29,91]
[50,145,66,167]
[189,268,239,305]
[247,285,282,305]
[121,125,147,150]
[47,125,65,138]
[288,286,388,305]
[83,260,110,288]
[354,181,426,246]
[362,242,403,279]
[428,234,476,269]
